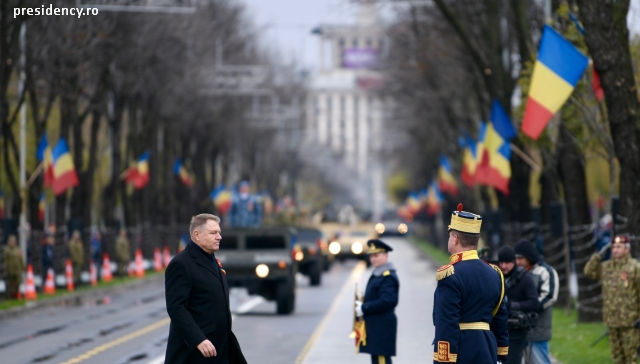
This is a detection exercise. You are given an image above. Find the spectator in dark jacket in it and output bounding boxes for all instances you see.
[498,246,539,364]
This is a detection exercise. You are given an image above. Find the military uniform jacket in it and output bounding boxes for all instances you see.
[584,254,640,327]
[359,262,400,357]
[433,250,509,363]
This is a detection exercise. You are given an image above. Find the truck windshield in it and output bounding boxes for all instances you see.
[246,236,287,249]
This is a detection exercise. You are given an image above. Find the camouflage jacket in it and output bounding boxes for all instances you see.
[68,238,84,264]
[4,246,24,275]
[584,254,640,327]
[115,237,131,262]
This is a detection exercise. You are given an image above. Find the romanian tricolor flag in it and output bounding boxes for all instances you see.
[406,192,422,215]
[397,205,413,222]
[475,100,517,195]
[210,185,232,215]
[37,134,54,187]
[0,189,4,219]
[459,133,478,189]
[426,182,444,217]
[438,156,458,196]
[522,25,589,140]
[173,159,194,187]
[38,194,45,222]
[125,152,150,190]
[52,138,79,196]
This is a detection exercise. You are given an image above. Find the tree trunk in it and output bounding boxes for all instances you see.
[556,123,600,322]
[81,109,102,225]
[576,0,640,251]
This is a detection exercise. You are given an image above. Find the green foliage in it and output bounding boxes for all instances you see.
[386,172,412,204]
[410,236,450,266]
[551,309,613,364]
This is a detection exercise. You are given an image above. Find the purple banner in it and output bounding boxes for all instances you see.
[342,48,379,69]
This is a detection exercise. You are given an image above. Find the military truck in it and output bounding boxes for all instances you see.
[216,227,297,314]
[293,228,324,286]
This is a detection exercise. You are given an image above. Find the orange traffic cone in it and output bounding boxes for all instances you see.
[153,248,163,272]
[89,260,98,287]
[101,253,113,282]
[24,264,37,300]
[65,259,75,292]
[163,246,171,268]
[43,268,56,295]
[135,249,145,278]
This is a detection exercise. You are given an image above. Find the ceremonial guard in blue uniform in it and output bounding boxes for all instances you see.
[356,239,400,364]
[433,204,509,363]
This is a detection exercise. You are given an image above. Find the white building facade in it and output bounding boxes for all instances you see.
[304,4,388,219]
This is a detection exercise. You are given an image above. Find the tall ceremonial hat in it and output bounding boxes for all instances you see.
[367,239,393,254]
[448,203,482,234]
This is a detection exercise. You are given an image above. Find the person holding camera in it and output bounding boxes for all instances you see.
[498,246,539,364]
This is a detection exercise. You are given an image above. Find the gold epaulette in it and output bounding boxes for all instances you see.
[436,264,455,281]
[383,270,390,276]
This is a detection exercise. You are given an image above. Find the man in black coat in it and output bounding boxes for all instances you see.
[356,239,399,364]
[165,214,246,364]
[497,246,539,364]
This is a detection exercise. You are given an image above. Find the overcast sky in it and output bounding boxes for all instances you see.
[237,0,640,71]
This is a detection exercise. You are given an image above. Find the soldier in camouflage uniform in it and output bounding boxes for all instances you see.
[584,235,640,364]
[68,230,84,284]
[115,229,131,277]
[4,235,24,299]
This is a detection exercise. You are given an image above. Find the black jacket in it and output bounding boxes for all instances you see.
[504,266,538,313]
[164,242,246,364]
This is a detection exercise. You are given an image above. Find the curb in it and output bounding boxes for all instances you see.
[0,273,164,322]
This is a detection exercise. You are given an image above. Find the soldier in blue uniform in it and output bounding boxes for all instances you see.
[433,204,509,363]
[228,181,262,227]
[355,239,400,364]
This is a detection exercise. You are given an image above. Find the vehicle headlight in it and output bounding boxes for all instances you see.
[351,241,363,254]
[329,241,341,254]
[374,223,385,234]
[398,223,408,234]
[295,251,304,261]
[255,264,269,278]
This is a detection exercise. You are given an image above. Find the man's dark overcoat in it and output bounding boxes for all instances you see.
[165,241,246,364]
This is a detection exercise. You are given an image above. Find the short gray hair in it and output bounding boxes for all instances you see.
[190,213,221,238]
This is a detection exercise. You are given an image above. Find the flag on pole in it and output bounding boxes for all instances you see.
[125,151,150,189]
[37,134,54,187]
[591,68,604,102]
[210,185,232,214]
[522,25,589,139]
[475,100,517,195]
[459,133,478,188]
[173,159,194,187]
[52,138,79,196]
[426,182,444,217]
[406,192,422,215]
[438,155,459,196]
[178,233,188,252]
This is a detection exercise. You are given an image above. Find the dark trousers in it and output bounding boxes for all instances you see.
[370,355,392,364]
[506,329,527,364]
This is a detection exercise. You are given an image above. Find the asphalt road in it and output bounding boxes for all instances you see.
[0,236,435,364]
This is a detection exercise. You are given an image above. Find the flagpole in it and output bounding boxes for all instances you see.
[510,144,541,172]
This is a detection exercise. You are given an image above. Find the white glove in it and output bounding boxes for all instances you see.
[355,300,363,317]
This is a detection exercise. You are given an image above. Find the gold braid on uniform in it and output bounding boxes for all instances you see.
[436,264,455,281]
[487,263,505,317]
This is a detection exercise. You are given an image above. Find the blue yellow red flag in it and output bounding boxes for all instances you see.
[173,159,194,187]
[459,133,478,188]
[52,138,79,196]
[438,155,458,196]
[522,25,589,139]
[38,193,46,222]
[210,185,232,215]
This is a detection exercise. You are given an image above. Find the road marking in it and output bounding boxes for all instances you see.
[234,296,265,314]
[294,261,367,364]
[59,318,170,364]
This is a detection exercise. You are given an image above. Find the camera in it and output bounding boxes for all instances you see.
[507,311,538,331]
